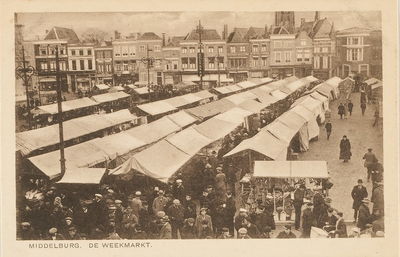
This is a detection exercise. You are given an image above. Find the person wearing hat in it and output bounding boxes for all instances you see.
[207,150,218,171]
[243,216,260,238]
[234,208,248,233]
[214,167,227,201]
[199,220,214,239]
[351,179,368,223]
[339,135,351,163]
[249,205,268,234]
[374,231,385,238]
[225,190,236,235]
[259,226,272,239]
[371,182,384,217]
[318,207,338,230]
[172,179,185,203]
[237,227,251,239]
[363,148,377,182]
[225,162,237,196]
[349,227,360,238]
[276,225,297,238]
[357,198,372,231]
[203,163,215,187]
[167,199,185,239]
[105,218,121,237]
[65,226,81,240]
[79,233,87,240]
[122,206,139,227]
[19,222,37,240]
[301,202,316,238]
[181,218,198,239]
[330,211,348,238]
[217,227,231,239]
[152,190,169,215]
[132,224,148,240]
[292,183,305,231]
[199,189,211,209]
[195,207,213,237]
[159,215,172,239]
[324,120,332,140]
[182,194,196,219]
[131,191,143,222]
[60,216,75,236]
[91,193,105,226]
[360,223,374,238]
[120,219,135,239]
[371,159,384,185]
[45,227,65,240]
[74,200,94,235]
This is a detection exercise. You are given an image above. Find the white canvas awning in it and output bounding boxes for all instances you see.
[253,161,329,178]
[266,120,298,143]
[137,101,177,116]
[270,90,289,101]
[56,168,107,184]
[166,111,198,128]
[133,87,153,95]
[94,84,110,90]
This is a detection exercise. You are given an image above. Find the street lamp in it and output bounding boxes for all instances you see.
[196,20,204,91]
[55,45,66,179]
[141,44,154,102]
[15,46,36,130]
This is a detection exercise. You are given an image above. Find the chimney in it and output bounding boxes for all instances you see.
[114,30,120,40]
[162,33,166,47]
[223,24,228,40]
[301,18,305,25]
[264,24,268,36]
[315,11,320,21]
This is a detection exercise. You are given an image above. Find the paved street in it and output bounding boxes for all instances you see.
[298,91,383,222]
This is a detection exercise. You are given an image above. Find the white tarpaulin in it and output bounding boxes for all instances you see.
[213,107,253,124]
[179,94,202,104]
[299,123,309,151]
[133,87,153,95]
[253,161,329,178]
[166,127,212,156]
[164,96,191,108]
[94,84,110,90]
[137,101,177,116]
[270,90,289,101]
[267,120,298,143]
[213,87,233,95]
[237,81,257,89]
[56,168,107,184]
[166,111,198,128]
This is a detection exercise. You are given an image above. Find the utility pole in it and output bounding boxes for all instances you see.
[216,51,221,87]
[196,20,204,91]
[141,44,154,102]
[55,45,66,179]
[15,46,36,130]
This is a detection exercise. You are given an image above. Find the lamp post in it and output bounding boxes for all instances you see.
[196,20,204,91]
[55,45,66,179]
[15,46,36,130]
[141,44,154,102]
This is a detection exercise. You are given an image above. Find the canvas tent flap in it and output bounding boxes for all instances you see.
[56,168,107,184]
[225,94,248,105]
[94,84,110,90]
[226,84,243,92]
[291,105,314,121]
[270,90,289,101]
[276,111,307,132]
[166,127,212,156]
[133,87,153,95]
[192,90,216,100]
[185,99,235,121]
[238,99,265,113]
[213,107,253,124]
[194,118,239,141]
[237,81,257,89]
[164,96,191,108]
[102,109,136,124]
[253,161,328,178]
[166,111,198,128]
[224,130,288,160]
[267,120,298,143]
[315,84,335,100]
[38,103,73,114]
[213,87,233,95]
[239,91,259,101]
[137,101,177,116]
[179,94,202,104]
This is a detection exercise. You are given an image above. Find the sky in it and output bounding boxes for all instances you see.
[18,11,381,41]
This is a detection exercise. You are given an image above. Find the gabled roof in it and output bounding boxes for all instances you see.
[166,36,185,47]
[227,29,248,43]
[184,29,222,41]
[138,32,162,41]
[337,27,372,35]
[271,26,290,35]
[247,27,267,39]
[299,19,334,38]
[44,27,80,43]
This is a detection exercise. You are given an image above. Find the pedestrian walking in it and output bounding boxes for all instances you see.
[338,103,345,119]
[371,159,384,184]
[325,120,332,140]
[363,148,377,182]
[339,135,351,162]
[360,90,366,103]
[348,100,354,115]
[373,108,380,127]
[360,102,366,116]
[351,179,368,223]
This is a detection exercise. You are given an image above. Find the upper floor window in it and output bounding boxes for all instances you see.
[105,51,112,58]
[40,47,48,56]
[79,50,84,56]
[347,37,363,45]
[230,46,236,53]
[139,45,145,52]
[87,49,92,55]
[114,47,121,57]
[275,52,281,63]
[218,46,223,53]
[71,50,76,56]
[252,45,259,53]
[154,45,161,52]
[189,47,195,53]
[322,47,328,53]
[283,41,291,48]
[97,51,104,58]
[181,47,187,54]
[301,39,306,46]
[240,46,246,52]
[261,44,267,52]
[285,52,291,62]
[122,46,129,57]
[274,41,282,48]
[208,47,214,53]
[129,46,136,56]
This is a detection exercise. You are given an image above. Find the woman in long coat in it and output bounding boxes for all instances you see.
[339,135,351,162]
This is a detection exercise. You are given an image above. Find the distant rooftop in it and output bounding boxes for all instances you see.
[137,32,162,41]
[184,29,222,41]
[44,26,80,43]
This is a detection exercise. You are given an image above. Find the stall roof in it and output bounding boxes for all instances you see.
[237,81,257,89]
[364,78,380,86]
[126,84,137,89]
[305,76,319,82]
[315,83,334,99]
[250,87,274,100]
[263,80,286,91]
[133,87,153,95]
[185,99,235,121]
[270,89,289,100]
[292,96,322,112]
[213,107,253,124]
[101,109,136,124]
[166,111,198,128]
[238,99,265,113]
[164,96,191,108]
[38,102,73,114]
[90,92,130,103]
[239,91,259,101]
[267,119,298,143]
[213,87,233,95]
[290,105,315,121]
[225,94,248,105]
[192,90,216,100]
[371,80,382,90]
[179,94,203,104]
[284,76,299,82]
[253,161,329,178]
[310,91,329,103]
[94,84,110,90]
[137,101,177,116]
[110,86,125,92]
[276,111,307,132]
[224,130,288,160]
[166,127,212,156]
[324,76,342,87]
[194,118,239,141]
[226,84,244,92]
[124,116,180,144]
[56,168,107,184]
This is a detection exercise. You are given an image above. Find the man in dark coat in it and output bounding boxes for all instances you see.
[199,220,214,239]
[360,102,367,116]
[318,207,338,231]
[324,120,332,140]
[301,203,316,238]
[225,191,236,235]
[243,217,260,238]
[224,163,237,195]
[172,179,185,203]
[234,208,248,233]
[250,205,269,233]
[363,148,377,182]
[338,103,345,119]
[351,179,368,222]
[167,199,185,239]
[293,184,304,230]
[180,218,198,239]
[312,191,325,226]
[371,160,384,184]
[182,194,196,219]
[358,198,372,231]
[347,100,354,115]
[371,182,384,217]
[339,135,351,162]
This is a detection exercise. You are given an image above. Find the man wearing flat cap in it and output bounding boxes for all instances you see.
[259,226,272,239]
[159,216,172,239]
[351,179,368,223]
[357,198,372,231]
[19,222,37,240]
[91,193,105,226]
[89,224,105,240]
[120,220,135,239]
[217,227,231,239]
[45,227,65,240]
[173,179,185,203]
[167,199,185,239]
[182,194,196,219]
[234,208,248,233]
[276,225,297,238]
[74,200,93,235]
[237,227,251,239]
[65,226,81,240]
[243,217,260,238]
[199,220,214,239]
[152,190,168,215]
[180,218,198,239]
[131,191,143,222]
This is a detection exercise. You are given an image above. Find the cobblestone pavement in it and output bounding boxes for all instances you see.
[298,91,383,223]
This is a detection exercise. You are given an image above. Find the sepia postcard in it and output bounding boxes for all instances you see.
[1,0,399,256]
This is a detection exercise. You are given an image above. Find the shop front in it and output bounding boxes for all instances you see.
[271,67,295,79]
